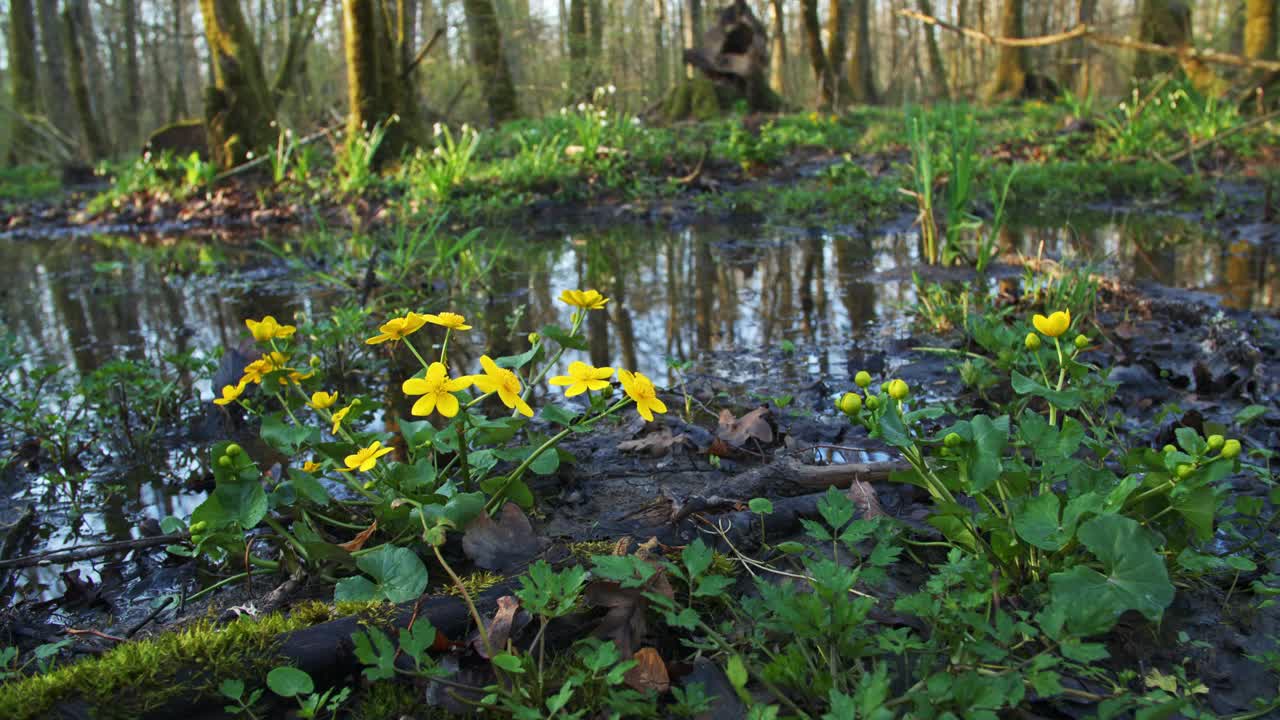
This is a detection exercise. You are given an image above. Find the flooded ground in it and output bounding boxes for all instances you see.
[0,210,1276,612]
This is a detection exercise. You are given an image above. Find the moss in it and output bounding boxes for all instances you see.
[569,540,619,562]
[0,604,352,720]
[351,681,439,720]
[441,571,504,598]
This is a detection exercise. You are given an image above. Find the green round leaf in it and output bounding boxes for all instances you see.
[266,666,314,697]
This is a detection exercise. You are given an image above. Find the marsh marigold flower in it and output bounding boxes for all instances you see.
[618,369,666,422]
[468,356,533,417]
[310,390,338,410]
[213,382,247,406]
[559,289,609,311]
[302,460,322,473]
[403,362,471,418]
[1032,310,1071,338]
[366,312,429,345]
[339,441,394,473]
[245,316,296,343]
[549,361,614,397]
[331,401,356,434]
[240,351,289,385]
[423,312,472,330]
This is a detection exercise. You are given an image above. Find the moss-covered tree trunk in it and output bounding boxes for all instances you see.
[68,0,112,152]
[984,0,1027,102]
[768,0,786,96]
[1245,0,1277,61]
[918,0,950,100]
[799,0,833,108]
[343,0,424,160]
[122,0,143,147]
[6,0,40,164]
[62,9,109,159]
[653,0,669,95]
[568,0,589,96]
[1134,0,1192,80]
[847,0,877,103]
[199,0,277,168]
[825,0,851,105]
[462,0,519,124]
[37,0,75,138]
[1072,0,1098,97]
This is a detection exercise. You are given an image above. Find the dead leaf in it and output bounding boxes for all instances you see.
[618,427,693,456]
[585,558,673,657]
[475,595,523,660]
[624,647,670,693]
[846,481,884,519]
[462,503,548,573]
[337,520,378,552]
[715,406,774,448]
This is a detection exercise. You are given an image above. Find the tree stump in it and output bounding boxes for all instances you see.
[664,0,783,121]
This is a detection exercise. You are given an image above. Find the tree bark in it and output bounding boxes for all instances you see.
[6,0,40,163]
[768,0,786,96]
[61,9,110,159]
[654,0,669,95]
[918,0,950,99]
[826,0,851,105]
[1073,0,1097,98]
[568,0,589,95]
[984,0,1027,101]
[462,0,519,123]
[799,0,833,108]
[200,0,277,168]
[122,0,143,147]
[37,0,76,137]
[1245,0,1277,61]
[847,0,877,103]
[1134,0,1192,80]
[588,0,604,62]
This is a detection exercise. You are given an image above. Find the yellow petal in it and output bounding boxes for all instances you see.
[436,392,459,418]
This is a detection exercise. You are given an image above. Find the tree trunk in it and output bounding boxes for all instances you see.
[799,0,833,108]
[568,0,589,95]
[825,0,850,105]
[984,0,1027,101]
[654,0,669,95]
[684,0,703,77]
[462,0,519,123]
[67,0,111,152]
[37,0,76,137]
[1073,0,1097,98]
[171,0,190,121]
[917,0,950,99]
[1134,0,1192,80]
[768,0,786,96]
[200,0,277,167]
[1245,0,1277,61]
[847,0,877,103]
[6,0,40,163]
[588,0,604,63]
[122,0,143,147]
[62,9,110,159]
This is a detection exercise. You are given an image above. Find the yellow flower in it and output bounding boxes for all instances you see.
[245,316,296,343]
[331,402,356,434]
[240,351,289,385]
[1032,310,1072,338]
[310,390,338,410]
[559,289,609,311]
[468,356,533,417]
[403,362,472,418]
[618,369,667,422]
[549,361,614,397]
[283,368,315,385]
[423,312,472,330]
[213,382,246,406]
[302,460,322,473]
[366,312,428,345]
[339,441,395,473]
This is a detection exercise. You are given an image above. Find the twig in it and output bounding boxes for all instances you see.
[211,123,342,183]
[896,9,1280,73]
[402,27,446,79]
[65,628,127,643]
[0,533,185,570]
[699,517,876,599]
[1166,109,1280,163]
[126,596,177,638]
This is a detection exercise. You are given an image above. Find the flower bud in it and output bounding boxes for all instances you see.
[225,443,242,457]
[1162,444,1176,454]
[1175,464,1194,479]
[1206,434,1224,451]
[888,379,909,401]
[1074,334,1089,350]
[944,432,963,448]
[527,332,540,345]
[836,392,862,415]
[190,521,208,534]
[1025,332,1041,351]
[854,371,872,389]
[866,396,880,411]
[363,480,376,491]
[1221,439,1241,459]
[217,455,233,468]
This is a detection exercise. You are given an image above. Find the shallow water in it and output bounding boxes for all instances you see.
[0,211,1273,609]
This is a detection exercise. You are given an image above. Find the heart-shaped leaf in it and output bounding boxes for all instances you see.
[1048,515,1173,635]
[334,545,428,604]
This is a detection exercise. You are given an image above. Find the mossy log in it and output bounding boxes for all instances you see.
[665,0,783,120]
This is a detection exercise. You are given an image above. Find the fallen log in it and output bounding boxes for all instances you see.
[705,456,908,500]
[0,533,185,570]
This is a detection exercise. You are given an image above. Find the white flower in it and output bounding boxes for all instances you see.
[433,122,444,137]
[246,151,255,159]
[607,84,617,94]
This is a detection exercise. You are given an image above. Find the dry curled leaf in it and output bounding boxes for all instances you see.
[462,503,548,573]
[624,647,670,693]
[337,520,378,552]
[475,595,523,660]
[715,406,774,448]
[618,427,693,456]
[846,481,884,519]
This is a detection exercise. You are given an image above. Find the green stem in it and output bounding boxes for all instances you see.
[403,337,433,372]
[264,516,311,564]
